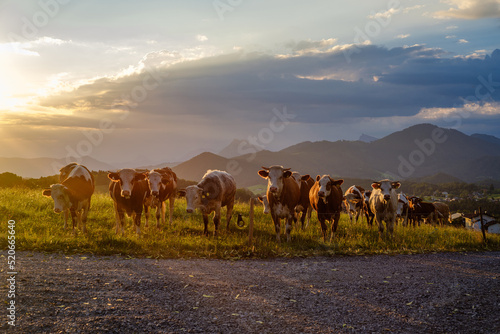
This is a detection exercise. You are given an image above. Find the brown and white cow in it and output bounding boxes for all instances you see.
[43,163,95,233]
[292,172,314,230]
[364,190,374,225]
[144,167,177,228]
[309,175,344,242]
[182,170,236,236]
[108,169,149,235]
[369,179,401,238]
[258,166,300,242]
[344,185,367,224]
[433,202,451,226]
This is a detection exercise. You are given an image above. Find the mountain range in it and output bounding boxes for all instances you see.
[2,124,500,188]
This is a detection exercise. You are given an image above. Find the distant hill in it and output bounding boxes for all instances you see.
[171,124,500,187]
[0,157,115,178]
[471,133,500,146]
[358,134,378,143]
[408,172,464,184]
[218,139,264,159]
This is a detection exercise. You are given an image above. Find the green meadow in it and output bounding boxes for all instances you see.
[1,187,499,259]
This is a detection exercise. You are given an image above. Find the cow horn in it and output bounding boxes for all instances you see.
[261,166,270,170]
[283,167,291,171]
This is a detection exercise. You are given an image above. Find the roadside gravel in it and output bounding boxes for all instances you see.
[3,251,500,333]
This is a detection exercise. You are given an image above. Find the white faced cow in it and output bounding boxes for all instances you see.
[309,175,344,242]
[257,194,270,214]
[258,166,300,243]
[182,170,236,236]
[43,163,95,233]
[108,169,149,235]
[144,167,177,228]
[369,179,401,238]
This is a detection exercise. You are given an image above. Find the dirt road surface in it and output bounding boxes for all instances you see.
[2,251,499,333]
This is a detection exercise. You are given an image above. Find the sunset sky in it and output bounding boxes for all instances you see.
[1,0,499,165]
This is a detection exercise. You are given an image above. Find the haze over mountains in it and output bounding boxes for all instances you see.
[2,124,500,187]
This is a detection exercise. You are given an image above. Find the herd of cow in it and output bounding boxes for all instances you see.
[42,163,451,242]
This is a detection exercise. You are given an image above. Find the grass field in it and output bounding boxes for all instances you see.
[1,187,499,259]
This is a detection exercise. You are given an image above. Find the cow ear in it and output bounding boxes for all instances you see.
[301,174,310,181]
[316,175,321,181]
[108,172,120,181]
[258,170,269,178]
[42,189,52,197]
[283,170,292,178]
[333,179,344,186]
[371,182,381,189]
[257,196,264,202]
[161,177,170,185]
[392,181,401,189]
[135,172,147,181]
[177,189,186,197]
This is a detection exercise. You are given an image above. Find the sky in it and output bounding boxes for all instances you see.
[0,0,499,166]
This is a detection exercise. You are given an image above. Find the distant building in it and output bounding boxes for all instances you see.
[463,214,500,234]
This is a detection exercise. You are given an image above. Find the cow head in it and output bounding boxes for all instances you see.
[146,170,172,198]
[316,175,344,204]
[258,166,292,198]
[184,185,209,213]
[43,184,71,213]
[257,195,270,214]
[108,169,147,199]
[371,180,401,203]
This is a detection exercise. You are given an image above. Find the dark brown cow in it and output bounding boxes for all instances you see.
[43,163,95,233]
[182,170,236,236]
[363,190,374,225]
[309,175,344,242]
[108,169,149,235]
[433,202,451,225]
[144,167,178,228]
[258,166,300,243]
[292,172,314,230]
[408,196,437,226]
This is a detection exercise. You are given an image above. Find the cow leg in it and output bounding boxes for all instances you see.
[63,209,69,230]
[318,216,327,242]
[133,212,141,235]
[156,201,164,229]
[375,214,384,238]
[286,215,293,242]
[305,206,312,229]
[144,202,150,228]
[81,200,90,234]
[330,212,340,242]
[69,208,78,232]
[115,210,125,236]
[272,215,281,243]
[168,196,174,226]
[300,209,307,230]
[202,214,209,236]
[213,205,222,236]
[226,200,234,232]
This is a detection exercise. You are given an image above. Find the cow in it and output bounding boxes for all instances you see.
[257,195,270,214]
[292,172,314,230]
[43,163,95,233]
[108,169,149,235]
[364,190,374,225]
[309,175,344,242]
[144,167,177,228]
[258,166,300,242]
[408,196,437,226]
[433,202,451,226]
[369,179,401,238]
[396,193,410,226]
[344,185,367,224]
[181,170,236,236]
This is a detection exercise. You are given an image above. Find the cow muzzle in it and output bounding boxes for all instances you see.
[54,208,62,213]
[384,194,391,201]
[269,186,278,193]
[121,190,131,199]
[152,191,159,197]
[186,208,194,214]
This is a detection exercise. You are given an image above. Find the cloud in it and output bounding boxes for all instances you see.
[6,42,500,162]
[396,34,411,39]
[196,35,208,42]
[435,0,500,19]
[458,39,469,44]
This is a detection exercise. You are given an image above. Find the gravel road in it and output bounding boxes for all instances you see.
[2,251,499,333]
